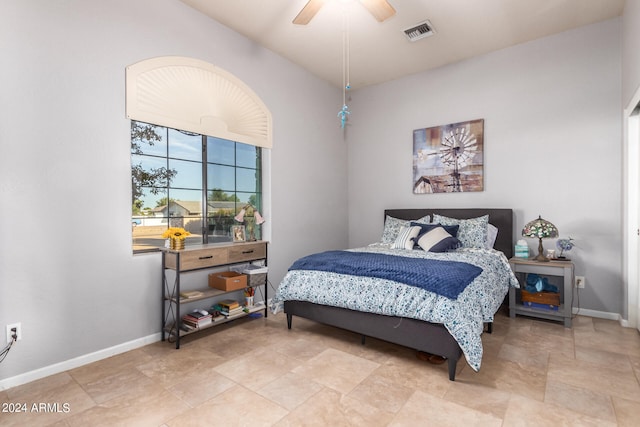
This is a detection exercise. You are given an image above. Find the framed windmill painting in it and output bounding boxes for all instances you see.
[412,119,484,194]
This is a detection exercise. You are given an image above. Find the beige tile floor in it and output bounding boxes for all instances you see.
[1,309,640,426]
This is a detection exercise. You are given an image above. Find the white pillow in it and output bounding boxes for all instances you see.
[417,227,460,252]
[485,223,498,249]
[392,226,421,250]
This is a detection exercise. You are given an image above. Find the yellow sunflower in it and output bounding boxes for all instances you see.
[162,227,191,240]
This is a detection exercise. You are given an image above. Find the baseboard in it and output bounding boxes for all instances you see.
[572,307,621,322]
[620,318,633,328]
[0,333,161,391]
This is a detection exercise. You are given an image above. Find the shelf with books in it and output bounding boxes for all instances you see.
[161,241,268,348]
[167,303,268,338]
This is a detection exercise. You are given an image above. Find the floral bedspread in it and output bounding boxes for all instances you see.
[272,244,519,371]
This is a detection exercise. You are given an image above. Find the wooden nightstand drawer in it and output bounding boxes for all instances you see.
[165,247,228,271]
[228,242,267,263]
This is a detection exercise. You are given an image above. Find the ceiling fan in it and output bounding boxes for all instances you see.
[293,0,396,25]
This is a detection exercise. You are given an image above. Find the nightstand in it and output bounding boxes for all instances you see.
[508,258,574,328]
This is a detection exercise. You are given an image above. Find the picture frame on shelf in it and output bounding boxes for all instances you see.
[231,225,246,242]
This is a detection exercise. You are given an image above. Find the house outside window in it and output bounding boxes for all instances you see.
[131,120,262,253]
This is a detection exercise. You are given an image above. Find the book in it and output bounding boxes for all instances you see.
[182,318,211,329]
[182,311,212,328]
[179,290,204,299]
[223,311,245,319]
[183,314,211,322]
[180,322,196,331]
[220,307,244,316]
[181,319,202,329]
[217,299,240,309]
[185,311,210,320]
[183,316,211,324]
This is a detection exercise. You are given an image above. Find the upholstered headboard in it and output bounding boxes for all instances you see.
[384,208,514,258]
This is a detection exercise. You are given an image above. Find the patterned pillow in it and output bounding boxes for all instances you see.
[416,227,460,252]
[412,215,431,225]
[380,216,409,244]
[380,215,431,244]
[432,214,489,249]
[392,226,421,250]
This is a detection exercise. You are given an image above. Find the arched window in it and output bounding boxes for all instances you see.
[126,57,272,252]
[126,56,272,148]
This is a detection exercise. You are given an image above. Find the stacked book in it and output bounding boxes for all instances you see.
[181,311,212,329]
[179,290,204,300]
[216,299,244,317]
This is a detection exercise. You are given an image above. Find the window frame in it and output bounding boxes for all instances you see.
[131,120,262,253]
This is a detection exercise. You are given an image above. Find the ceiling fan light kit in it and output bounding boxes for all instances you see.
[293,0,396,25]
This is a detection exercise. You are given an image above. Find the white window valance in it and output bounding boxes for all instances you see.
[126,56,272,148]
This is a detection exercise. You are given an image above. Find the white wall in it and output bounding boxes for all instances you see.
[623,0,640,107]
[0,0,347,386]
[348,19,622,315]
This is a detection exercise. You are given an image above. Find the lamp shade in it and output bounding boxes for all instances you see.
[522,215,558,261]
[254,211,265,225]
[522,216,558,239]
[234,208,246,223]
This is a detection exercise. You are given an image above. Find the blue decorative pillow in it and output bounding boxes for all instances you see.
[432,214,489,249]
[416,227,461,252]
[410,222,460,238]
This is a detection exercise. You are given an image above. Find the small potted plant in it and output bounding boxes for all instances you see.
[162,227,191,250]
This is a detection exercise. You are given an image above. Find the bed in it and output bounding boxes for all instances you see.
[273,208,517,381]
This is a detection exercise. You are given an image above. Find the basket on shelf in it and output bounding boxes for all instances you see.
[231,264,267,287]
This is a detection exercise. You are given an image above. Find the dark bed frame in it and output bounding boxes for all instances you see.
[284,208,513,381]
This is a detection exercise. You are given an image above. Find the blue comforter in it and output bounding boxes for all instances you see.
[289,250,482,299]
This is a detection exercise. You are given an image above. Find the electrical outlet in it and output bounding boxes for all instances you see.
[575,276,585,289]
[6,322,21,343]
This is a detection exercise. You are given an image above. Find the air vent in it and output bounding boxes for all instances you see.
[403,20,435,42]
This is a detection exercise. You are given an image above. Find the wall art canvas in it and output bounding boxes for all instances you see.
[413,119,484,193]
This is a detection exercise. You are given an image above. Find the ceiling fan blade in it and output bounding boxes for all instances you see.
[359,0,396,22]
[293,0,326,25]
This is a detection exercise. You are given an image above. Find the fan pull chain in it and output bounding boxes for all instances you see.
[338,8,351,129]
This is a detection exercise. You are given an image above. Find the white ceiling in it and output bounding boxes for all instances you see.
[180,0,625,90]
